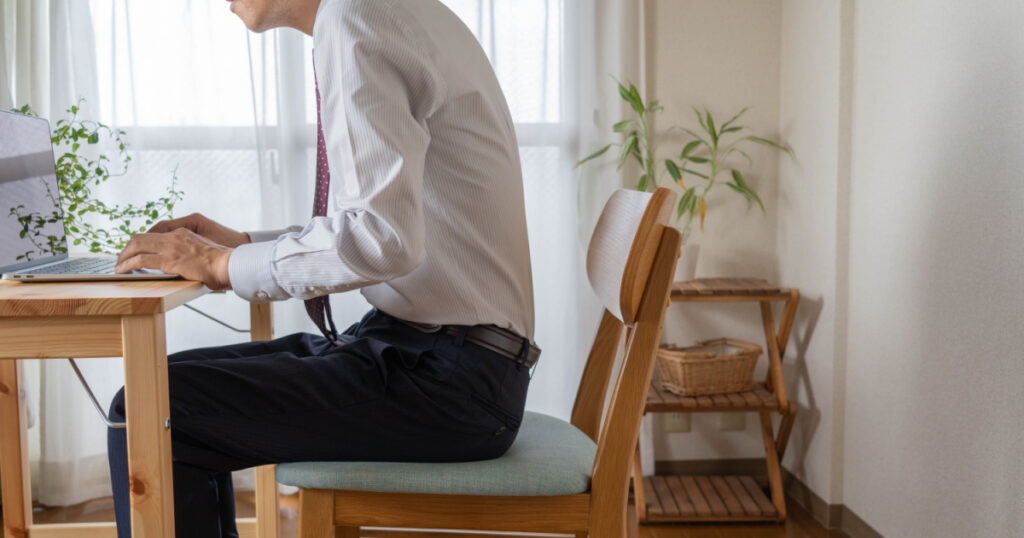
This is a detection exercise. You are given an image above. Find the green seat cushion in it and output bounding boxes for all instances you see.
[275,411,596,496]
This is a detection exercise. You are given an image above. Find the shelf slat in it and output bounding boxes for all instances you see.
[680,476,711,517]
[640,474,777,522]
[645,380,780,413]
[741,475,777,516]
[725,475,763,517]
[666,476,696,517]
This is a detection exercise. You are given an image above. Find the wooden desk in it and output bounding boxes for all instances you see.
[0,280,279,538]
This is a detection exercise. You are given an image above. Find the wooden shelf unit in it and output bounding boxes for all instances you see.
[634,278,800,524]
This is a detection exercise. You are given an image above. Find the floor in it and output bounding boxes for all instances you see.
[4,493,846,538]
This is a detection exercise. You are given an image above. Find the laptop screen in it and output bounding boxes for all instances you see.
[0,111,68,272]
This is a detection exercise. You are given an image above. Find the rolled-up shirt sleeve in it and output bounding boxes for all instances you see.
[229,0,444,303]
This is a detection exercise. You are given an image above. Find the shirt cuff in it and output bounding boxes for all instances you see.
[245,227,298,244]
[228,241,288,302]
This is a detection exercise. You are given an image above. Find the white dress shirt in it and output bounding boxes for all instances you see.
[228,0,535,339]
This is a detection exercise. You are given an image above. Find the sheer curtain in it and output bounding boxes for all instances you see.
[0,0,636,505]
[574,0,653,474]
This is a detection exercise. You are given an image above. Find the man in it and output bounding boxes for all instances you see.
[107,0,537,536]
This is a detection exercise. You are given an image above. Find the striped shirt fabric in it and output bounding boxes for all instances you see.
[228,0,535,339]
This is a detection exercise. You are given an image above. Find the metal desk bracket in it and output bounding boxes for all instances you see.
[68,358,126,429]
[69,303,251,428]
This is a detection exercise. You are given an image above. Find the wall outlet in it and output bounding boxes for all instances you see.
[663,412,690,433]
[718,412,746,431]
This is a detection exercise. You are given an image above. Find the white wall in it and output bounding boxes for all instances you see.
[646,0,785,462]
[650,2,1024,535]
[776,0,846,505]
[842,1,1024,536]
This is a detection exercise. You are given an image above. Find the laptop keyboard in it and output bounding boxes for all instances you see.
[21,257,118,275]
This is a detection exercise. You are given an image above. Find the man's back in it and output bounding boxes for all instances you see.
[245,0,537,338]
[353,0,534,338]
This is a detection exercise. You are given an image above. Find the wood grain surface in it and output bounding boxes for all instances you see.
[0,280,206,317]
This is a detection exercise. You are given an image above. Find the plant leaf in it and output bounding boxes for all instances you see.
[730,169,766,212]
[677,187,697,219]
[680,140,702,160]
[618,134,638,171]
[612,119,634,133]
[725,147,754,167]
[685,155,709,164]
[618,82,632,105]
[575,144,612,168]
[692,107,708,132]
[681,168,710,180]
[705,108,717,146]
[720,106,750,131]
[681,128,710,147]
[745,136,795,159]
[699,198,706,231]
[627,83,645,114]
[665,159,682,180]
[637,174,648,191]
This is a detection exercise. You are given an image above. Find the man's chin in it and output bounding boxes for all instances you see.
[228,4,264,32]
[235,14,275,33]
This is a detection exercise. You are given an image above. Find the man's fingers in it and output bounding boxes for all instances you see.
[147,213,201,234]
[117,233,168,264]
[147,220,171,233]
[147,216,188,233]
[115,253,165,274]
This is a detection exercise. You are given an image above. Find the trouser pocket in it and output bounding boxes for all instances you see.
[470,392,522,431]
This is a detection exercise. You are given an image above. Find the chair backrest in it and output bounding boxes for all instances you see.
[571,187,676,437]
[569,187,681,533]
[585,188,675,325]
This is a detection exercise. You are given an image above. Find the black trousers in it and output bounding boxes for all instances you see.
[106,308,531,538]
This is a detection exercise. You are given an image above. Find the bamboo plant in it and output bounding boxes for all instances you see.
[576,80,793,240]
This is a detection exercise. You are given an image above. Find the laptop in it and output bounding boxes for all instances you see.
[0,110,177,282]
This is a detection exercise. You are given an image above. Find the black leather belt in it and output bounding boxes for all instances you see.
[394,316,540,368]
[443,325,541,368]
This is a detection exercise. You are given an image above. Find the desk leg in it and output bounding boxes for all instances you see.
[0,360,32,538]
[249,303,279,538]
[122,314,176,538]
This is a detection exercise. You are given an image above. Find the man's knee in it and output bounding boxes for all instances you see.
[109,386,126,423]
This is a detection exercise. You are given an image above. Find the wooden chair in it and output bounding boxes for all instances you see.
[275,187,682,538]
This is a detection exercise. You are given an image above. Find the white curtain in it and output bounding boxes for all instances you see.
[1,0,118,506]
[574,0,652,474]
[0,0,637,505]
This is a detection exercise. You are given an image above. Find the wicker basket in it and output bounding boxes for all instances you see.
[656,338,762,396]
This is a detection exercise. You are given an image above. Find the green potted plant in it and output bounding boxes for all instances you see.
[8,101,182,260]
[576,80,793,281]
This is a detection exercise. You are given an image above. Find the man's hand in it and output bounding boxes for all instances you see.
[147,213,251,248]
[116,228,234,290]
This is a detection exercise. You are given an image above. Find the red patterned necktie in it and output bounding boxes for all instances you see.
[304,66,340,344]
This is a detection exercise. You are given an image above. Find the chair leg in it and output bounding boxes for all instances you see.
[335,525,360,538]
[298,489,335,538]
